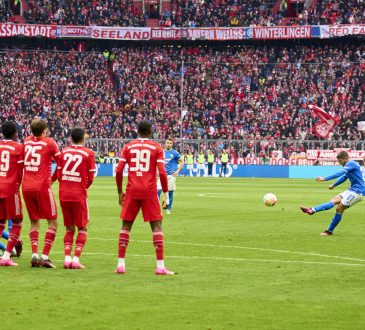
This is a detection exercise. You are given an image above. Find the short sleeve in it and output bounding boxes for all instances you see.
[17,144,24,163]
[50,138,61,157]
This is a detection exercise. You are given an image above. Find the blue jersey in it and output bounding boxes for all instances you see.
[164,149,181,175]
[325,160,365,195]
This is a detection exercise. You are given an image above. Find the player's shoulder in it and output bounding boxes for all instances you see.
[345,160,360,169]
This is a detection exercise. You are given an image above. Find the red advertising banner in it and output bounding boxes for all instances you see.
[306,150,365,161]
[92,27,150,40]
[253,26,311,39]
[0,24,56,38]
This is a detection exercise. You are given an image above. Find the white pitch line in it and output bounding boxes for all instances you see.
[85,237,365,263]
[51,251,365,267]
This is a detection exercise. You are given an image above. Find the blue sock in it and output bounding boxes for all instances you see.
[157,190,162,199]
[313,201,335,213]
[168,191,174,210]
[328,213,343,232]
[0,242,5,251]
[2,230,9,240]
[8,220,12,232]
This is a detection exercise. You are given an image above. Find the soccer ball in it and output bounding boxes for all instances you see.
[263,193,277,207]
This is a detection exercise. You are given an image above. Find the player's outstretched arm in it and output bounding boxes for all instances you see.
[315,176,326,182]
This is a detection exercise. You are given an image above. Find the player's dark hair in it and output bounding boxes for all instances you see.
[1,121,17,139]
[30,119,48,137]
[71,127,85,144]
[137,120,152,137]
[337,151,349,160]
[166,137,173,142]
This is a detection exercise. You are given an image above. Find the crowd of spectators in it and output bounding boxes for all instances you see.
[0,1,12,23]
[112,43,364,143]
[0,43,364,154]
[24,0,146,26]
[288,0,365,26]
[159,0,284,27]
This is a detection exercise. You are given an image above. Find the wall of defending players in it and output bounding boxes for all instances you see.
[92,164,343,179]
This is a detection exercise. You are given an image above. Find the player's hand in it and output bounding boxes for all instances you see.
[118,192,126,206]
[162,192,169,209]
[328,185,334,190]
[172,171,178,177]
[315,176,325,182]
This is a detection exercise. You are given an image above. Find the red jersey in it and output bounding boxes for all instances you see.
[22,136,60,191]
[58,145,96,202]
[116,138,168,199]
[0,140,24,198]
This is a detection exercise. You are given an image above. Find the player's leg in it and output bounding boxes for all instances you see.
[116,198,139,274]
[61,201,75,268]
[321,191,362,236]
[150,221,175,275]
[39,189,58,268]
[142,197,175,275]
[0,219,22,266]
[116,221,133,274]
[301,195,340,215]
[167,191,174,213]
[23,191,42,266]
[166,176,176,214]
[72,200,90,269]
[0,194,23,266]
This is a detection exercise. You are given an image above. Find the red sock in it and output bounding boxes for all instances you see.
[42,228,57,257]
[5,223,22,254]
[74,230,88,258]
[29,230,39,254]
[153,231,164,261]
[118,229,130,258]
[0,223,5,237]
[64,230,74,257]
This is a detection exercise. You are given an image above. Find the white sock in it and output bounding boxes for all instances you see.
[32,253,39,259]
[2,251,11,260]
[65,256,72,263]
[118,258,125,268]
[72,256,79,263]
[157,260,165,269]
[41,254,48,260]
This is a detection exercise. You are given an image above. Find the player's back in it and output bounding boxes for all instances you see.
[344,160,365,195]
[58,146,96,202]
[123,139,164,199]
[0,139,24,198]
[22,136,60,191]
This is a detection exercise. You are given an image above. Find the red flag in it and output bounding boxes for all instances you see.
[308,104,339,138]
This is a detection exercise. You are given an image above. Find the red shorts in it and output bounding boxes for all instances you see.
[23,189,57,220]
[121,196,162,222]
[0,192,23,220]
[60,200,89,228]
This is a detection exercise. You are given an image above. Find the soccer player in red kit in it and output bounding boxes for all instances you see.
[57,127,96,269]
[115,120,174,275]
[0,121,24,267]
[22,119,60,268]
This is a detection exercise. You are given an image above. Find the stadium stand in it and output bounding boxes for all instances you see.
[23,0,146,26]
[0,42,363,152]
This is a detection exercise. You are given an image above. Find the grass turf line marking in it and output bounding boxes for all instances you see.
[85,238,365,263]
[52,252,365,267]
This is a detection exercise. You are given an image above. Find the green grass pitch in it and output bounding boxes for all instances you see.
[1,177,365,330]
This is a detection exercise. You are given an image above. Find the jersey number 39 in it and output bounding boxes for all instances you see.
[129,149,151,172]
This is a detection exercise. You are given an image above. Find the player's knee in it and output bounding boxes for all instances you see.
[336,204,346,213]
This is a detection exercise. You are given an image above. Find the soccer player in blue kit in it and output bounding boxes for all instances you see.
[158,138,184,214]
[301,151,365,236]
